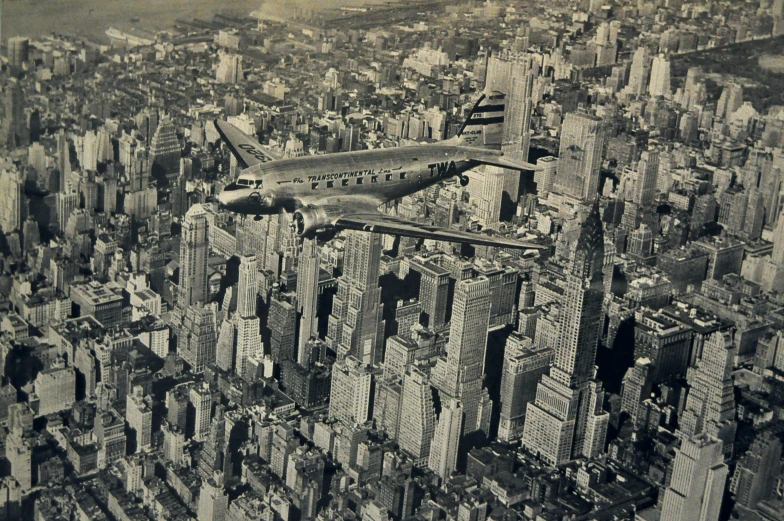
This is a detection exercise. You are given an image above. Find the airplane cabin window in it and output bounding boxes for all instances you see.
[311,183,319,189]
[399,172,406,179]
[385,174,393,181]
[326,181,334,188]
[254,181,263,188]
[342,179,349,186]
[371,176,378,183]
[356,178,363,184]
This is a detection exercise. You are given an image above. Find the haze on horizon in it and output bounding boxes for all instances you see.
[3,0,387,40]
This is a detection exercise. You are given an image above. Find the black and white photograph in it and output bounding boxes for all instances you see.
[1,0,783,520]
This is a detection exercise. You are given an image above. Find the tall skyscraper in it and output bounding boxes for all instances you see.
[8,37,30,69]
[297,238,320,365]
[235,316,262,379]
[730,431,782,509]
[428,397,462,480]
[678,331,737,459]
[497,334,552,442]
[216,53,243,84]
[397,366,436,465]
[3,80,28,149]
[327,231,384,365]
[179,204,209,308]
[190,384,212,440]
[329,355,373,426]
[522,203,609,466]
[410,258,450,330]
[179,305,217,374]
[553,112,605,201]
[627,47,651,96]
[648,54,671,98]
[149,117,181,185]
[432,276,491,436]
[632,150,659,207]
[661,434,728,521]
[57,130,72,192]
[0,163,23,233]
[237,255,258,318]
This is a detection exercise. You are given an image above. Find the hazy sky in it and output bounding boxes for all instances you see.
[3,0,386,40]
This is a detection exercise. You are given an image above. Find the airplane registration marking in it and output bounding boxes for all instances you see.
[237,143,274,163]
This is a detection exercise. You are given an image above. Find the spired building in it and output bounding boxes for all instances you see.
[326,231,385,365]
[521,203,609,466]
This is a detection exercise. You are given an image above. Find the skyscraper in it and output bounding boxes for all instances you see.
[327,231,384,365]
[428,397,462,480]
[553,112,605,201]
[216,53,243,84]
[497,334,552,442]
[522,203,609,466]
[149,117,181,185]
[198,474,229,521]
[626,47,651,96]
[0,163,23,233]
[179,305,217,374]
[190,384,213,440]
[432,276,491,436]
[678,331,737,459]
[237,255,258,318]
[397,365,436,465]
[661,434,728,521]
[633,150,659,207]
[3,80,28,149]
[235,316,262,379]
[329,355,373,426]
[8,37,30,69]
[648,54,671,98]
[179,204,209,308]
[297,238,320,365]
[730,431,782,509]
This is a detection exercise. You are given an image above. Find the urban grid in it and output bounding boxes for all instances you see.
[2,0,784,520]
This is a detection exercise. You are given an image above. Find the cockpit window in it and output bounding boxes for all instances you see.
[237,178,252,187]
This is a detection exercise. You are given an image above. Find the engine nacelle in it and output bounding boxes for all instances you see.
[293,206,333,237]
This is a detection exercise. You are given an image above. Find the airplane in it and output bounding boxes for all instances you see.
[215,92,546,250]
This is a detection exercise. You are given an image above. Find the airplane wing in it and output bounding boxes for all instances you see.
[333,211,546,250]
[214,120,282,168]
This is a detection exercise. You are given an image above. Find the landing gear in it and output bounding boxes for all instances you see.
[459,175,469,187]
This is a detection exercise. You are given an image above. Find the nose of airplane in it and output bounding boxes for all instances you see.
[216,189,231,210]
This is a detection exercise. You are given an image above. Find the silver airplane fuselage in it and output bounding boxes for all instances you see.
[217,144,480,215]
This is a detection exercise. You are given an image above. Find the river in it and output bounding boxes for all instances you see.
[2,0,385,41]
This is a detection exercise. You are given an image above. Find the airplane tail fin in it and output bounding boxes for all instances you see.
[454,92,506,149]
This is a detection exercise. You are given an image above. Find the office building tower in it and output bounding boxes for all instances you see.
[522,204,609,465]
[269,287,297,366]
[553,112,605,201]
[502,55,536,159]
[679,331,736,459]
[3,80,28,148]
[149,117,181,185]
[237,255,258,318]
[166,388,189,431]
[620,357,654,424]
[198,475,229,521]
[661,434,728,521]
[216,53,243,84]
[648,55,671,98]
[481,166,506,225]
[179,204,209,308]
[432,276,491,436]
[0,164,23,232]
[126,386,153,452]
[297,238,320,365]
[633,150,659,207]
[730,431,782,509]
[57,130,71,191]
[716,83,743,120]
[329,355,373,426]
[428,397,462,480]
[327,231,384,365]
[236,316,262,379]
[498,334,553,442]
[179,305,217,374]
[627,47,651,96]
[190,384,212,440]
[534,156,557,195]
[8,37,29,69]
[397,366,436,464]
[6,419,32,490]
[410,258,450,330]
[216,317,236,372]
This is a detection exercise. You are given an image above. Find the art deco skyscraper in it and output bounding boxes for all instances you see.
[648,54,672,98]
[432,276,492,436]
[329,355,374,426]
[661,434,728,521]
[522,203,609,466]
[678,331,736,459]
[428,397,462,480]
[149,117,181,185]
[179,204,209,309]
[297,238,320,365]
[327,231,384,365]
[553,112,605,201]
[237,255,258,318]
[397,366,436,465]
[626,46,651,96]
[730,431,782,509]
[3,80,28,149]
